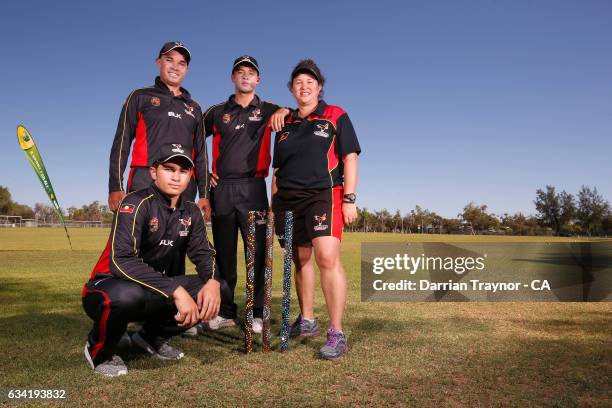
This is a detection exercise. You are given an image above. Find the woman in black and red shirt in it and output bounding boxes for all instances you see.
[272,59,361,360]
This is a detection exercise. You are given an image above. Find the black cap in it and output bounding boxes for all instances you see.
[232,55,259,74]
[153,143,194,168]
[158,41,191,64]
[291,61,322,83]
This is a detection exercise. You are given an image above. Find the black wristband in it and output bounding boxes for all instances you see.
[343,193,356,204]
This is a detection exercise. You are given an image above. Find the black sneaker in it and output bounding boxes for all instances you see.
[132,331,184,361]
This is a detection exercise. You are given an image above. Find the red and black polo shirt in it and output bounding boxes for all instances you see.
[203,95,280,179]
[272,100,361,189]
[108,76,209,198]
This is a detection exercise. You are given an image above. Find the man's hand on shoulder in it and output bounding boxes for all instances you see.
[108,191,126,212]
[270,108,290,132]
[197,279,221,322]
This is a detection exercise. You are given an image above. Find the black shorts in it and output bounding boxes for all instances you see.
[272,186,343,246]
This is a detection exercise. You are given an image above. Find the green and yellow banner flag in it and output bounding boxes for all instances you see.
[17,125,72,249]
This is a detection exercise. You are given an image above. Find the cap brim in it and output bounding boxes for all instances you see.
[233,59,259,73]
[292,67,320,82]
[161,46,191,62]
[156,154,194,168]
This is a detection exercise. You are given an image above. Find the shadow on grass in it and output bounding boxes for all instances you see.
[0,277,82,316]
[1,305,610,406]
[0,311,89,376]
[352,314,491,344]
[508,316,612,337]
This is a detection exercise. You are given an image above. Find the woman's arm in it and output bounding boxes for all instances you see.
[342,153,358,225]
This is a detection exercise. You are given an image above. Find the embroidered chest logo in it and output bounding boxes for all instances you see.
[160,240,174,246]
[222,113,231,124]
[168,111,182,119]
[235,123,245,130]
[248,108,263,122]
[171,144,184,153]
[149,217,159,233]
[314,123,329,138]
[119,204,135,214]
[184,103,195,119]
[278,132,290,142]
[313,213,328,231]
[150,97,161,107]
[179,217,191,237]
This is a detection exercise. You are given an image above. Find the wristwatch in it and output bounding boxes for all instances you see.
[343,193,356,204]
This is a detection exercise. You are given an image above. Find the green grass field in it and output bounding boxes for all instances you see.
[0,229,610,407]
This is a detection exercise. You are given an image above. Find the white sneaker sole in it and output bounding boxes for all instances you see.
[84,343,95,370]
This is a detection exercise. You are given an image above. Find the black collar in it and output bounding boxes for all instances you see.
[227,94,261,109]
[149,183,185,211]
[291,100,327,120]
[154,76,192,102]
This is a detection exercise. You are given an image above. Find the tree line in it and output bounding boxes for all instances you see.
[0,186,113,224]
[2,184,610,235]
[349,185,611,236]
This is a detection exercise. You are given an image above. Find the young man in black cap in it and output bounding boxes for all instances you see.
[83,143,228,377]
[107,41,211,218]
[199,56,288,332]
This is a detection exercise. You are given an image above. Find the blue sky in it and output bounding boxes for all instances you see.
[1,0,610,218]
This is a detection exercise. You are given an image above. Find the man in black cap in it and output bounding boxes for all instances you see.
[107,41,211,219]
[83,143,229,377]
[198,56,288,332]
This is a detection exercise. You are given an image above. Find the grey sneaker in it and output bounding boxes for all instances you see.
[319,328,348,361]
[290,314,320,338]
[84,343,127,377]
[206,316,237,330]
[132,331,184,361]
[182,323,203,337]
[252,318,263,334]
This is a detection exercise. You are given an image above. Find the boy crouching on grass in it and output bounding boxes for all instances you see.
[82,143,230,377]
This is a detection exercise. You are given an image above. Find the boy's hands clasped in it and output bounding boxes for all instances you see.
[173,279,221,327]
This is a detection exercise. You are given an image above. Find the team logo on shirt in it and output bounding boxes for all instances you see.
[149,217,159,233]
[222,113,231,123]
[248,108,263,122]
[314,123,329,138]
[179,217,191,236]
[313,213,328,231]
[171,144,184,153]
[119,203,135,214]
[235,123,245,130]
[150,97,161,106]
[183,103,195,119]
[278,132,290,142]
[168,111,182,119]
